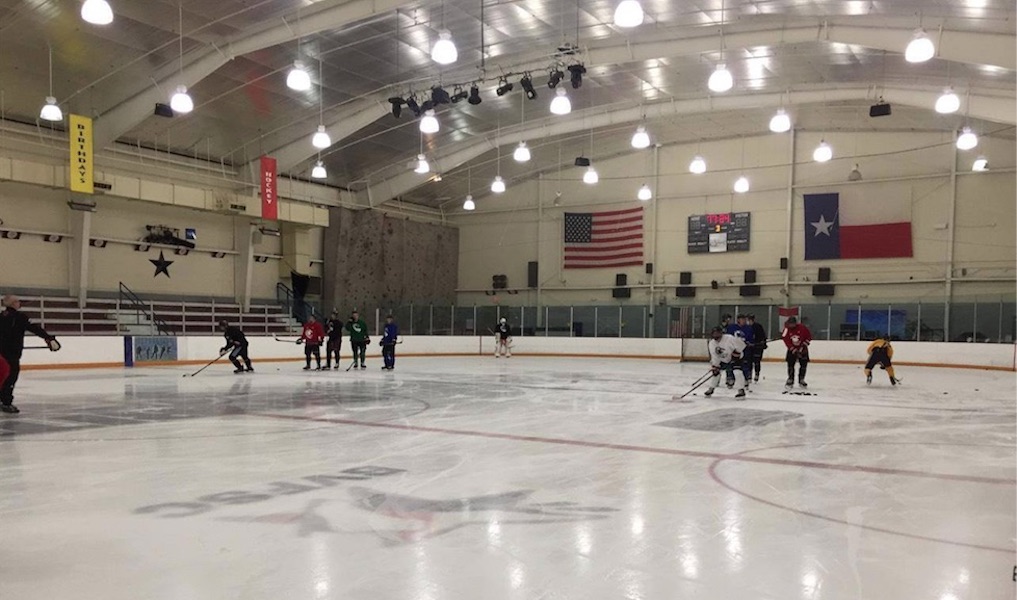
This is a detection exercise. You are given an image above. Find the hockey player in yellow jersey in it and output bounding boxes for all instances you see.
[864,336,898,385]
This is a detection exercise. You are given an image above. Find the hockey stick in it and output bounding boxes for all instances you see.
[273,335,301,343]
[345,359,358,372]
[671,369,716,400]
[183,352,225,377]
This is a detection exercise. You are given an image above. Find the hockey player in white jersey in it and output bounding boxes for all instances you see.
[704,326,747,399]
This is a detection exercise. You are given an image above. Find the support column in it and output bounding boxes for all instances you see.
[68,207,92,308]
[783,128,796,306]
[944,131,959,336]
[234,220,255,311]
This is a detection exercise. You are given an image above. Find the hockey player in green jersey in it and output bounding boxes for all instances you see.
[345,310,370,369]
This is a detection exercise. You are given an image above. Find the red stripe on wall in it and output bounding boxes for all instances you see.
[591,215,643,226]
[840,222,913,259]
[564,260,644,269]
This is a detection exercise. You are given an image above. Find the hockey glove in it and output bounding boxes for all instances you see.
[711,366,721,375]
[47,337,61,352]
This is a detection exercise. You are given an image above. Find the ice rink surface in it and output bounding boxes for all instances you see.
[0,355,1013,600]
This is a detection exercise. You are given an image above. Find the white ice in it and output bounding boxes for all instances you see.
[0,356,1013,599]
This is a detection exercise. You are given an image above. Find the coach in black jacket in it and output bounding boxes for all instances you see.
[0,295,59,413]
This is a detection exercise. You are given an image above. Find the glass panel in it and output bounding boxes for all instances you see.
[892,303,920,341]
[431,305,452,336]
[1002,303,1017,344]
[973,300,1001,343]
[949,303,976,342]
[621,306,645,338]
[453,306,475,336]
[547,306,571,336]
[797,304,828,340]
[572,306,596,338]
[520,306,539,336]
[918,302,946,342]
[596,307,618,338]
[391,305,413,335]
[652,305,671,339]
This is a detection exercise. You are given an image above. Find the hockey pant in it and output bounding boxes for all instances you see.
[352,341,367,366]
[229,344,252,370]
[709,360,745,390]
[304,344,321,368]
[325,339,341,368]
[748,346,765,378]
[864,354,895,381]
[786,349,809,381]
[0,355,20,406]
[495,337,511,357]
[382,343,396,368]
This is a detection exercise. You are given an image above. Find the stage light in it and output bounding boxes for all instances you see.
[405,96,421,116]
[520,75,537,100]
[547,69,564,89]
[467,85,482,105]
[388,97,404,118]
[568,64,586,89]
[450,86,468,103]
[431,86,451,105]
[496,78,514,96]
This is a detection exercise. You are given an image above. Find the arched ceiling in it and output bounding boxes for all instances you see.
[0,0,1013,211]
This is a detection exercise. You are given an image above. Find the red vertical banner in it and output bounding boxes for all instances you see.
[260,156,278,221]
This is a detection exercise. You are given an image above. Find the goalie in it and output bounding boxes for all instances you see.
[494,317,513,358]
[0,295,60,414]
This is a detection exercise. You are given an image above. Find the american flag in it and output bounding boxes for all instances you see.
[563,207,644,269]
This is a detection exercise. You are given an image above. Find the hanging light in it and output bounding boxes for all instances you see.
[613,0,644,28]
[733,176,750,193]
[286,61,312,91]
[972,156,988,171]
[905,29,935,63]
[170,85,194,114]
[813,140,833,162]
[414,154,430,174]
[420,109,439,134]
[956,127,978,150]
[631,125,650,149]
[549,88,572,115]
[40,97,62,122]
[689,155,707,174]
[431,30,458,65]
[848,163,863,181]
[583,166,599,185]
[463,194,476,210]
[637,184,652,201]
[81,0,113,25]
[935,89,960,114]
[491,175,506,194]
[513,142,531,162]
[708,64,733,93]
[769,108,791,133]
[311,161,327,179]
[312,125,331,149]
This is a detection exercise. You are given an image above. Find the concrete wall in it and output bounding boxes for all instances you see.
[452,130,1016,308]
[322,206,459,313]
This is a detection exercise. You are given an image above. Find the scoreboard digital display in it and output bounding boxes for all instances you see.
[688,212,751,254]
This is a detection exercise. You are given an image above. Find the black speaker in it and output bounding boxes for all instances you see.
[744,269,757,284]
[527,262,538,288]
[711,280,718,290]
[612,287,631,298]
[818,267,831,282]
[645,263,653,275]
[780,257,788,270]
[615,273,627,287]
[492,274,508,289]
[739,285,761,297]
[679,271,692,285]
[869,102,891,117]
[676,287,696,298]
[812,284,835,296]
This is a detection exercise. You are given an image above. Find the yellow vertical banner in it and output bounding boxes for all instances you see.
[69,114,94,194]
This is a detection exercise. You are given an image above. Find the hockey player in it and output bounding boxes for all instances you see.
[494,317,512,358]
[324,310,344,369]
[864,335,898,385]
[218,320,253,373]
[781,316,812,388]
[299,315,325,371]
[704,326,746,399]
[746,314,768,382]
[0,295,60,414]
[734,314,755,385]
[380,314,399,370]
[345,310,369,369]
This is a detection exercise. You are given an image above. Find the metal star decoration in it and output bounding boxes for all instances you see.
[150,251,174,278]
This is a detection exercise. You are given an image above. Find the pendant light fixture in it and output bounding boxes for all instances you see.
[420,109,439,134]
[956,127,978,150]
[491,129,505,193]
[513,142,531,162]
[905,29,935,63]
[311,59,331,148]
[631,125,650,149]
[972,156,988,171]
[708,3,733,93]
[39,46,62,122]
[170,6,193,114]
[583,130,598,184]
[769,108,791,133]
[733,176,750,193]
[813,140,833,162]
[550,88,571,115]
[431,2,457,65]
[414,154,430,174]
[935,88,960,114]
[613,1,644,28]
[286,62,312,91]
[689,155,706,174]
[81,0,113,25]
[637,184,652,201]
[311,159,327,179]
[463,166,476,210]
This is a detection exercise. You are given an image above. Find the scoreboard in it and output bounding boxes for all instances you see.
[688,212,751,254]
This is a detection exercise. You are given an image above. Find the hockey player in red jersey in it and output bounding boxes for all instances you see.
[299,315,325,371]
[781,316,812,389]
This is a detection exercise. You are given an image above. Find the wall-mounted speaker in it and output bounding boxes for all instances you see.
[780,257,788,270]
[812,284,835,296]
[527,262,538,288]
[710,280,719,290]
[492,274,508,289]
[676,287,696,298]
[679,271,692,285]
[645,263,653,275]
[744,269,757,284]
[818,267,831,282]
[612,287,631,299]
[615,273,627,287]
[739,285,761,297]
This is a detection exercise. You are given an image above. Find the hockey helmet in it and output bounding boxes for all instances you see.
[500,317,506,324]
[785,316,797,325]
[710,326,724,339]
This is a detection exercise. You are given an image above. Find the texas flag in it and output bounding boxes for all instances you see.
[804,192,912,260]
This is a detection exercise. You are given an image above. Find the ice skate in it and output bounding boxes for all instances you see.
[1,404,19,414]
[735,388,746,400]
[866,374,872,384]
[302,365,311,371]
[233,368,245,374]
[798,379,808,388]
[890,377,898,385]
[785,377,794,389]
[703,388,715,397]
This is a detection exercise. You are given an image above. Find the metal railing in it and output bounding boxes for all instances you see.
[119,282,175,335]
[276,282,323,325]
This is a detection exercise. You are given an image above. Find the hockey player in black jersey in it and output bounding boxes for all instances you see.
[218,320,253,373]
[494,318,512,358]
